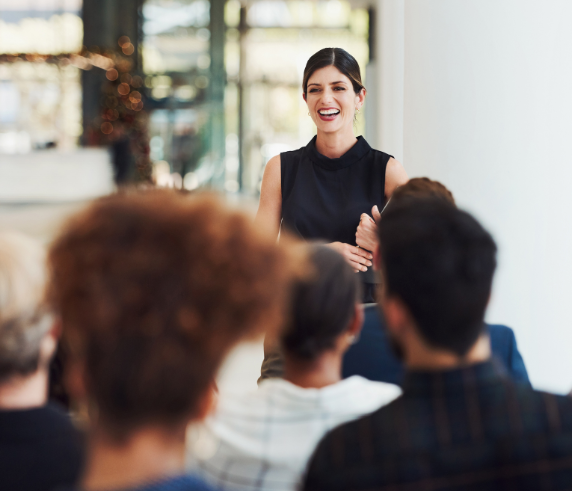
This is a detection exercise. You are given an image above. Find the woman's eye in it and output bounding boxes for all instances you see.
[334,86,346,91]
[309,89,319,93]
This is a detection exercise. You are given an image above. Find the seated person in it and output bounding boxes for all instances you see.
[188,245,401,491]
[48,191,299,491]
[343,305,530,386]
[0,232,83,491]
[347,177,529,385]
[304,199,572,491]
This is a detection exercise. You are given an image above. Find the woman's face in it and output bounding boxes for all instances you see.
[304,65,365,135]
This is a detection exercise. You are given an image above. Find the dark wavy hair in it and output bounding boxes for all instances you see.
[302,47,365,96]
[281,244,361,361]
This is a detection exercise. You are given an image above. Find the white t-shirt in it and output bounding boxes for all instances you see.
[186,376,401,491]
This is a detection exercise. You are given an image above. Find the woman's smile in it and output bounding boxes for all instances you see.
[317,107,341,121]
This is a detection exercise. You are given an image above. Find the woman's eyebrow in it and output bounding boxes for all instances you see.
[308,83,322,87]
[330,81,347,85]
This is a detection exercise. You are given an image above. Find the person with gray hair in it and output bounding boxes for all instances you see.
[0,231,83,491]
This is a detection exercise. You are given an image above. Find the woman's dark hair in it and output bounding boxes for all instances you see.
[281,244,361,361]
[302,47,365,96]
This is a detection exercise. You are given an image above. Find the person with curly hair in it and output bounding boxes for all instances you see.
[48,190,303,491]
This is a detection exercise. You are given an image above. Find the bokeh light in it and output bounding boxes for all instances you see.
[118,83,130,96]
[106,68,118,81]
[101,122,113,134]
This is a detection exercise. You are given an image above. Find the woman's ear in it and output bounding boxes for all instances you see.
[355,88,366,109]
[302,92,307,102]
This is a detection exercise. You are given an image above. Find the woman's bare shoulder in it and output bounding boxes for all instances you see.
[385,157,409,198]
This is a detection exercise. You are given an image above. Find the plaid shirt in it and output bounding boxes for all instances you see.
[187,377,401,491]
[303,361,572,491]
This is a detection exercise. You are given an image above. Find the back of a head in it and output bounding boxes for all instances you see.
[391,177,455,207]
[49,190,300,436]
[0,232,51,382]
[378,198,497,356]
[281,245,361,361]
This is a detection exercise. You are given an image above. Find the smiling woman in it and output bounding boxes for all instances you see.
[255,47,408,303]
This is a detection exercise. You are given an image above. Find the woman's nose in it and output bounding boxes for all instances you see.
[321,89,334,102]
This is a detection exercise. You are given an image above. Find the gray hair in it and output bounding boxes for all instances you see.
[0,232,52,381]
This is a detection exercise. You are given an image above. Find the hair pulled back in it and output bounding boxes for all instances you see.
[281,244,361,361]
[302,47,365,97]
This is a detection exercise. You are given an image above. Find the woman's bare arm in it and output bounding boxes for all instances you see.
[384,158,409,198]
[356,158,409,252]
[255,155,282,240]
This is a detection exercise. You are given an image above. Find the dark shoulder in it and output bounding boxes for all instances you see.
[42,403,82,436]
[371,148,394,162]
[518,387,572,430]
[280,146,306,166]
[306,398,402,471]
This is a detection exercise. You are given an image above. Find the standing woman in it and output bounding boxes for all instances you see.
[256,47,408,303]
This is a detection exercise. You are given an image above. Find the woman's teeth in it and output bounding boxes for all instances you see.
[318,109,340,116]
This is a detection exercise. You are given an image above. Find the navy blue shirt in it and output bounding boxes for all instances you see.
[0,403,84,491]
[343,305,530,386]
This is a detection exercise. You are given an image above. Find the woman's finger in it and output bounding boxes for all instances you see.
[349,259,368,272]
[350,252,372,267]
[354,247,373,259]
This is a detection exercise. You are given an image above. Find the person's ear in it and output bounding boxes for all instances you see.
[348,303,364,338]
[355,88,366,110]
[194,382,218,422]
[38,318,60,366]
[381,296,409,339]
[302,92,307,102]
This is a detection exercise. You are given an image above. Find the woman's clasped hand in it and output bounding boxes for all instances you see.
[327,242,373,273]
[355,205,382,255]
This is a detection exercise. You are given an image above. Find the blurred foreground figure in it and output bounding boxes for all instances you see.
[188,245,400,491]
[0,232,83,491]
[48,190,301,491]
[304,199,572,491]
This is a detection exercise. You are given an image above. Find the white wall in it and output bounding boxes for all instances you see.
[378,0,572,393]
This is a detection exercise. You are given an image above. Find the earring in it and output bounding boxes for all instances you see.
[355,107,360,114]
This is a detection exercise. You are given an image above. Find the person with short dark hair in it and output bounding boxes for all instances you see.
[49,190,300,491]
[348,178,529,386]
[256,47,408,303]
[0,231,83,491]
[304,199,572,491]
[188,245,400,491]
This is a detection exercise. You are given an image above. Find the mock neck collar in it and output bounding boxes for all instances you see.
[307,135,371,170]
[402,360,508,396]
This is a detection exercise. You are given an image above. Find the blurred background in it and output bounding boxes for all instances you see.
[3,0,572,394]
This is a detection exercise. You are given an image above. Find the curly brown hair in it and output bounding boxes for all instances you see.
[48,190,303,436]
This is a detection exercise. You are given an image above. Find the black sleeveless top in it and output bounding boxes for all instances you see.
[280,136,392,300]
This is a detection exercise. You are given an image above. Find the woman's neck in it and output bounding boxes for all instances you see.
[283,350,342,389]
[82,425,187,491]
[315,127,357,159]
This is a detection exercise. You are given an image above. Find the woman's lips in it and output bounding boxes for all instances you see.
[317,111,340,122]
